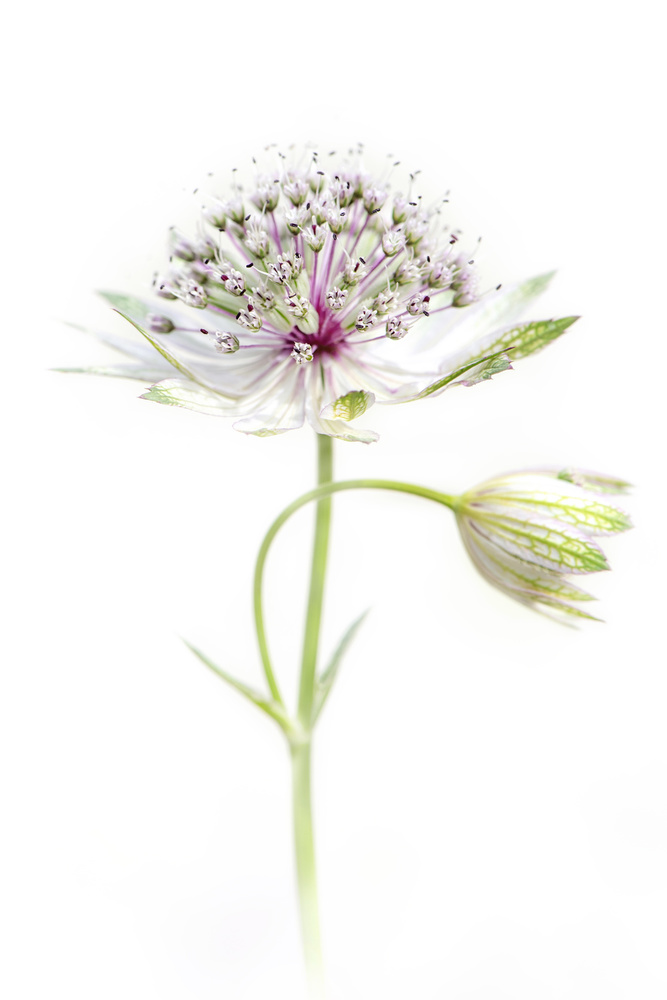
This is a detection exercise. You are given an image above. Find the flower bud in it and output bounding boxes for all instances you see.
[203,202,227,229]
[147,313,174,334]
[454,470,632,621]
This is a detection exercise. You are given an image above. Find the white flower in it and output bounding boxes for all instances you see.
[75,148,579,443]
[454,469,632,621]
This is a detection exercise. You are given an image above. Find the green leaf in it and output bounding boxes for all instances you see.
[183,640,294,735]
[321,390,375,421]
[312,610,370,725]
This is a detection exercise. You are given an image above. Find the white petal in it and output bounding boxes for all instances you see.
[232,364,306,435]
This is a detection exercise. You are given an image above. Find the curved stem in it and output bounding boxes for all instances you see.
[252,468,455,996]
[253,478,455,692]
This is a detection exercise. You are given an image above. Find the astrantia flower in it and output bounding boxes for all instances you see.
[454,469,632,621]
[68,147,578,442]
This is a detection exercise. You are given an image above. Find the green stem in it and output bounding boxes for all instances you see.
[292,740,325,998]
[298,434,334,727]
[253,478,455,692]
[252,462,454,996]
[291,434,333,996]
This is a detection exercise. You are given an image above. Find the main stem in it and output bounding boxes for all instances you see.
[298,433,333,728]
[292,433,333,998]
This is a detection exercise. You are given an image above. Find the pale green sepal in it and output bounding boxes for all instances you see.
[529,595,604,624]
[324,422,379,443]
[233,423,284,437]
[183,640,295,735]
[268,308,294,333]
[320,390,376,421]
[416,348,513,399]
[310,416,380,443]
[312,610,370,725]
[555,469,633,495]
[454,352,513,387]
[63,320,171,365]
[141,379,230,415]
[296,304,320,335]
[478,272,557,328]
[98,291,153,323]
[55,362,170,381]
[465,315,579,365]
[416,272,556,351]
[476,535,598,602]
[494,493,632,536]
[113,310,221,392]
[476,511,610,574]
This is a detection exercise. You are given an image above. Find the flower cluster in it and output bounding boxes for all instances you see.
[454,469,632,621]
[73,147,577,442]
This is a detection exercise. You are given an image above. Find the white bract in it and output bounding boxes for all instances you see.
[454,469,632,621]
[69,148,579,442]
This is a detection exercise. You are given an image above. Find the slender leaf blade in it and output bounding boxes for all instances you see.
[312,610,370,724]
[183,640,292,733]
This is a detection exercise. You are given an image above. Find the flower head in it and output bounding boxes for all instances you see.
[454,469,632,621]
[75,147,578,442]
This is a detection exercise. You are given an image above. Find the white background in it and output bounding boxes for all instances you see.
[2,1,666,997]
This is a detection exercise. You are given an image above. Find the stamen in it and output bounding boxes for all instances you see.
[290,342,315,364]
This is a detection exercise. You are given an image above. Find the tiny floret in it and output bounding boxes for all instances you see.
[236,304,263,332]
[385,316,410,340]
[173,277,208,309]
[147,313,175,334]
[382,230,406,257]
[406,293,430,316]
[326,286,347,310]
[355,308,377,331]
[202,328,240,354]
[291,342,315,364]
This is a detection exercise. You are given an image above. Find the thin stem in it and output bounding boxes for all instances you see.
[298,434,334,727]
[251,469,455,996]
[253,525,287,706]
[292,741,325,998]
[253,478,455,684]
[291,433,333,995]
